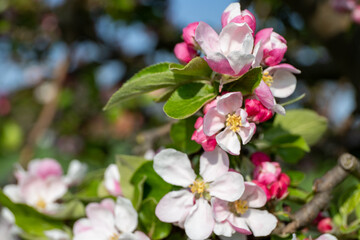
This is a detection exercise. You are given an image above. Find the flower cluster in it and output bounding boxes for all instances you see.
[181,3,300,155]
[251,152,290,200]
[332,0,360,24]
[153,147,277,240]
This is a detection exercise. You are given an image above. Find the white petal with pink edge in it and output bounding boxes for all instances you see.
[114,197,138,233]
[240,182,267,208]
[238,123,256,145]
[217,92,243,116]
[216,128,241,155]
[243,209,277,237]
[203,107,226,136]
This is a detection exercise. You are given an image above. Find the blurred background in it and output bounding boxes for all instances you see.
[0,0,359,193]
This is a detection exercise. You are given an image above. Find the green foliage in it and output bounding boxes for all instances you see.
[222,67,262,94]
[138,198,172,240]
[163,82,216,119]
[169,57,212,77]
[286,170,305,186]
[274,109,328,146]
[169,116,201,154]
[51,200,85,220]
[340,186,360,219]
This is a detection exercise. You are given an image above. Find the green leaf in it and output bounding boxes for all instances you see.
[222,67,262,95]
[170,116,201,154]
[131,161,172,202]
[138,198,172,240]
[129,62,182,82]
[116,155,148,200]
[163,82,216,119]
[274,109,328,146]
[50,200,85,220]
[286,170,305,186]
[0,190,64,237]
[340,188,360,217]
[271,134,310,163]
[170,57,212,77]
[287,187,309,201]
[132,175,147,210]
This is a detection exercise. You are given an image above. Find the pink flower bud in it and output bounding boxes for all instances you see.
[255,28,287,66]
[352,6,360,24]
[203,98,218,115]
[183,22,199,47]
[331,0,356,12]
[269,173,290,199]
[174,42,197,64]
[279,173,290,186]
[221,3,256,33]
[191,117,217,152]
[317,218,333,233]
[252,180,271,200]
[253,161,281,185]
[250,152,271,166]
[245,99,273,123]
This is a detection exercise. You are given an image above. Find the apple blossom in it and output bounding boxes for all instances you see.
[317,218,333,233]
[262,64,301,98]
[195,21,262,76]
[352,6,360,24]
[253,161,281,185]
[154,147,245,240]
[183,22,199,47]
[269,173,290,200]
[203,92,256,155]
[245,99,273,123]
[191,117,217,152]
[213,182,277,237]
[174,42,198,64]
[254,80,286,115]
[221,3,256,33]
[255,28,287,66]
[104,164,122,197]
[73,198,149,240]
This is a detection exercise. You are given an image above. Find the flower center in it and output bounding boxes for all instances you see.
[226,114,242,132]
[262,72,273,87]
[229,200,248,216]
[109,233,119,240]
[189,180,206,197]
[36,198,47,210]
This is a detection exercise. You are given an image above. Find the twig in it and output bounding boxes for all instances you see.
[19,57,70,167]
[280,153,360,234]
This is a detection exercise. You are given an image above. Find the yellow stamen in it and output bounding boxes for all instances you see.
[233,200,249,215]
[36,198,46,210]
[109,233,119,240]
[262,72,273,87]
[189,180,206,197]
[226,114,242,132]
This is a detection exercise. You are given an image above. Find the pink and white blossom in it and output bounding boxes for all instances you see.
[73,198,149,240]
[104,164,122,197]
[183,22,199,47]
[174,42,198,64]
[63,160,88,186]
[154,148,245,240]
[263,64,301,98]
[213,182,277,237]
[253,161,281,186]
[191,117,217,152]
[203,92,256,155]
[254,80,286,115]
[221,3,256,33]
[255,28,287,66]
[195,21,262,76]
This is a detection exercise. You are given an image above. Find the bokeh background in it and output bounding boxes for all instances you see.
[0,0,359,194]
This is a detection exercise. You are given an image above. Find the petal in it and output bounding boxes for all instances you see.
[104,164,122,196]
[155,190,194,223]
[317,234,338,240]
[118,233,137,240]
[3,185,22,203]
[64,160,87,186]
[209,172,245,201]
[115,197,138,233]
[200,147,229,182]
[44,229,70,240]
[221,3,241,27]
[270,70,297,98]
[216,128,241,155]
[219,233,247,240]
[184,198,215,240]
[28,158,63,179]
[134,231,150,240]
[205,54,236,75]
[203,107,226,136]
[214,221,235,237]
[219,23,253,57]
[100,198,116,213]
[241,182,267,208]
[255,81,274,109]
[243,209,277,237]
[265,63,301,75]
[212,197,231,222]
[238,122,256,145]
[73,228,108,240]
[73,218,92,234]
[195,21,220,55]
[153,149,196,187]
[228,214,252,235]
[86,203,116,234]
[217,92,243,116]
[272,103,286,115]
[226,52,254,75]
[41,178,68,203]
[252,40,263,68]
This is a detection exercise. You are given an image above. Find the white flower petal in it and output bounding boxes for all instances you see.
[219,233,248,240]
[86,203,116,234]
[216,128,241,155]
[118,232,138,240]
[155,190,194,223]
[212,198,231,222]
[238,123,256,145]
[243,209,277,237]
[184,198,215,240]
[214,221,235,237]
[317,234,338,240]
[241,182,267,208]
[134,231,150,240]
[64,160,87,186]
[153,149,196,187]
[217,92,243,116]
[104,164,122,196]
[203,107,226,136]
[228,214,251,235]
[200,147,229,182]
[115,197,138,233]
[195,22,221,56]
[270,70,297,98]
[44,229,70,240]
[3,185,22,203]
[209,172,245,201]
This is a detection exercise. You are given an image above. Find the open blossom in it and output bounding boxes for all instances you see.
[73,197,149,240]
[213,182,277,237]
[255,28,287,66]
[221,3,256,33]
[104,164,122,197]
[203,92,256,155]
[174,42,198,64]
[191,117,217,152]
[262,64,301,98]
[195,21,262,76]
[154,148,245,240]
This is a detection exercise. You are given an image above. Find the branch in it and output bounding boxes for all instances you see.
[280,153,360,234]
